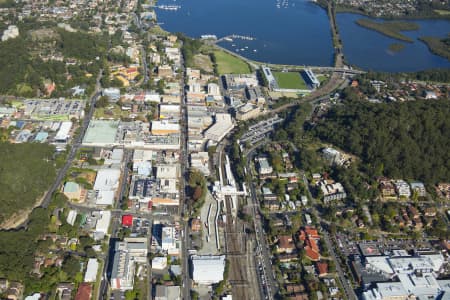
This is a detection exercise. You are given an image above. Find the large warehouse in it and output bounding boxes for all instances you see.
[191,255,226,285]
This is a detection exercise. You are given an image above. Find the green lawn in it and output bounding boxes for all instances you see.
[213,50,251,75]
[434,9,450,15]
[273,72,308,89]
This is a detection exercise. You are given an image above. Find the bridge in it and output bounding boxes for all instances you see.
[213,43,366,75]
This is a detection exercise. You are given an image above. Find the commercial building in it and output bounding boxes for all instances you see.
[93,168,121,206]
[152,256,167,270]
[155,285,181,300]
[63,182,84,202]
[110,242,136,291]
[204,113,234,142]
[84,259,99,283]
[157,165,179,179]
[190,152,210,176]
[54,121,73,144]
[94,210,111,239]
[362,252,446,300]
[257,157,273,175]
[191,255,226,285]
[110,239,148,291]
[161,226,179,254]
[123,237,148,264]
[301,69,320,89]
[207,83,220,96]
[103,87,121,102]
[235,103,261,121]
[223,74,258,90]
[262,66,278,90]
[83,120,120,146]
[151,120,180,135]
[122,215,133,227]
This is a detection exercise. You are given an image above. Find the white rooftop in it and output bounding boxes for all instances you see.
[191,255,226,285]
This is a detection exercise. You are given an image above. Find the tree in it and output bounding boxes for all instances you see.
[192,186,203,201]
[95,96,109,108]
[61,256,80,279]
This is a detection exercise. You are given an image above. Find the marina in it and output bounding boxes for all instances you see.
[156,5,181,10]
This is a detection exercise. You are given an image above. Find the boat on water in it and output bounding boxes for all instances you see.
[224,37,233,42]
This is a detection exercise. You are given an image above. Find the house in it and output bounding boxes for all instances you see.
[437,183,450,200]
[285,284,306,295]
[410,182,426,197]
[262,187,277,201]
[3,282,23,300]
[379,179,396,198]
[316,261,328,277]
[299,227,321,261]
[424,207,437,218]
[56,283,74,300]
[74,283,91,300]
[277,235,295,254]
[394,180,411,198]
[279,253,298,262]
[264,199,279,211]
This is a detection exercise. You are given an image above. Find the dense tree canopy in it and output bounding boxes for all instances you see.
[0,142,56,223]
[313,99,450,185]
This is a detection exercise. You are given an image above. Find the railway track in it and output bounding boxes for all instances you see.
[224,195,257,299]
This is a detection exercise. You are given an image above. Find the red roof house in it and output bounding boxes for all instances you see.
[74,283,91,300]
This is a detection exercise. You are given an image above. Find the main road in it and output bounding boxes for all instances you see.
[41,70,103,209]
[301,173,358,300]
[178,40,192,300]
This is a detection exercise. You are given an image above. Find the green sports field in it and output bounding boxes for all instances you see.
[273,72,308,89]
[213,50,251,75]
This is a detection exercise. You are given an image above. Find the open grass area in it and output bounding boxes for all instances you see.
[434,9,450,15]
[316,75,328,83]
[213,50,251,75]
[273,72,308,90]
[94,105,146,120]
[193,53,214,73]
[355,19,419,43]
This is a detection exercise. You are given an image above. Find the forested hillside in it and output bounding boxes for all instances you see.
[0,143,56,223]
[313,99,450,185]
